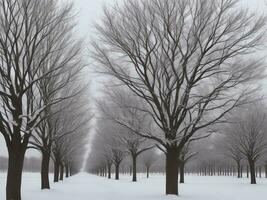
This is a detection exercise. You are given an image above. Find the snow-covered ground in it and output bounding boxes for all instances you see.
[1,173,267,200]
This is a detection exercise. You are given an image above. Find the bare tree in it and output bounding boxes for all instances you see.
[141,149,158,178]
[126,137,154,182]
[86,140,113,178]
[95,118,127,180]
[92,0,266,195]
[27,12,85,190]
[51,85,91,182]
[29,78,87,188]
[97,87,155,182]
[59,117,90,178]
[112,147,125,180]
[216,133,243,178]
[0,0,84,199]
[88,128,114,179]
[103,150,113,179]
[179,142,198,183]
[223,105,267,184]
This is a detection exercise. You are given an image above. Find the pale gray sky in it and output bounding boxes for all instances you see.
[0,0,266,157]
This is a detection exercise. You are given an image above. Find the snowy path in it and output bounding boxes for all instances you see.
[1,173,267,200]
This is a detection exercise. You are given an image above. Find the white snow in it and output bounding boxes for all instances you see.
[1,173,267,200]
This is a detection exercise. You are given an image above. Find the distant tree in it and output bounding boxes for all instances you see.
[141,150,158,178]
[97,87,155,182]
[217,134,243,178]
[23,157,41,172]
[224,105,267,184]
[86,146,109,177]
[112,146,125,180]
[92,0,266,195]
[87,128,114,179]
[103,151,113,179]
[51,88,91,182]
[179,142,198,183]
[95,120,126,180]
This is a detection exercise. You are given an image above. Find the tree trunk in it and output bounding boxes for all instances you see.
[179,162,185,183]
[41,151,50,189]
[132,154,137,182]
[248,159,256,184]
[108,164,112,179]
[60,163,64,181]
[265,164,267,178]
[115,164,120,180]
[54,159,60,182]
[237,161,241,178]
[6,147,26,200]
[165,147,179,195]
[105,167,108,177]
[129,166,132,176]
[69,166,73,176]
[146,166,150,178]
[65,165,69,178]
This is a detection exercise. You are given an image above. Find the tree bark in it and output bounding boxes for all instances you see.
[248,159,256,184]
[41,151,50,189]
[60,163,64,181]
[179,162,185,184]
[132,154,137,182]
[129,166,132,176]
[54,159,60,182]
[165,147,179,195]
[146,166,150,178]
[65,165,69,178]
[6,146,26,200]
[115,164,120,180]
[69,166,73,176]
[107,164,112,179]
[237,161,241,178]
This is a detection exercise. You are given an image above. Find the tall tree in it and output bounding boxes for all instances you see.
[0,0,80,199]
[29,80,87,188]
[97,87,154,182]
[223,105,267,184]
[217,134,243,178]
[51,86,91,182]
[92,0,266,195]
[27,11,85,190]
